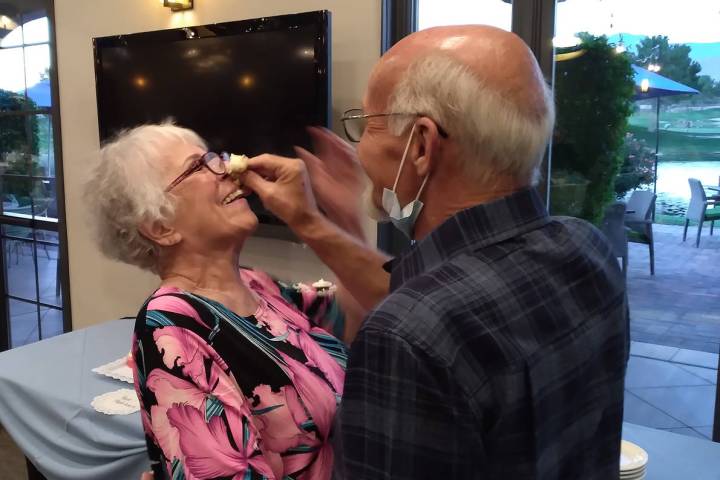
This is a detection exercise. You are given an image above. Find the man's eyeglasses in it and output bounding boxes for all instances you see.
[340,108,449,143]
[165,151,229,192]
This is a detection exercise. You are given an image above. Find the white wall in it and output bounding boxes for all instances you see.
[54,0,381,329]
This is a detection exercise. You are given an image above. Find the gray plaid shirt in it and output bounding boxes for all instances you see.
[339,188,629,480]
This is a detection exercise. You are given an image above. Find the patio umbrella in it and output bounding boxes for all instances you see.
[632,64,699,100]
[631,64,699,196]
[25,79,51,108]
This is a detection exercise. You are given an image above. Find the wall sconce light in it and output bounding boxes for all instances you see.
[164,0,193,12]
[640,79,650,93]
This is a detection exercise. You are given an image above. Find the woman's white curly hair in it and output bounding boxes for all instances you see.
[85,121,206,272]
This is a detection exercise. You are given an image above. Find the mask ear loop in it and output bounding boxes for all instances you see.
[415,174,430,202]
[392,123,418,192]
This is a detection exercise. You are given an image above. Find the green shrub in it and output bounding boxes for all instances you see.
[0,89,40,201]
[551,34,636,224]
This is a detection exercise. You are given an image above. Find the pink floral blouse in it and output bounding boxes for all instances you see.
[131,268,347,480]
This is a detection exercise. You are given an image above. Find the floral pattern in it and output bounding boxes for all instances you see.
[132,269,348,480]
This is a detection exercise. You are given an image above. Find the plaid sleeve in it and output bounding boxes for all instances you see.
[340,323,480,479]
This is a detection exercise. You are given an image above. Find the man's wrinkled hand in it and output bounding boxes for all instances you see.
[294,127,367,239]
[243,154,320,229]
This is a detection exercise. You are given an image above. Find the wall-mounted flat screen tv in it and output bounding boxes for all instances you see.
[93,10,331,229]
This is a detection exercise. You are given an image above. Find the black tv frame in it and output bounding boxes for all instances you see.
[92,10,332,241]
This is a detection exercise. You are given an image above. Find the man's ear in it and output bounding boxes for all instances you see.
[138,220,182,248]
[412,117,442,178]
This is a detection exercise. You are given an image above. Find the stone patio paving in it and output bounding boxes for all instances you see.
[623,223,719,440]
[627,223,720,354]
[625,340,718,440]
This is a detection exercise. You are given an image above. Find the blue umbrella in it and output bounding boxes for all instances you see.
[25,79,51,108]
[630,65,699,198]
[632,64,699,100]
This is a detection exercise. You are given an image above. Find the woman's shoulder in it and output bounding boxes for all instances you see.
[137,286,213,330]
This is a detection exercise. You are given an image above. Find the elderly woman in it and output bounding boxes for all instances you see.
[85,123,348,480]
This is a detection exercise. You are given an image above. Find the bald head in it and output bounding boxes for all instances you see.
[368,25,548,119]
[365,25,555,185]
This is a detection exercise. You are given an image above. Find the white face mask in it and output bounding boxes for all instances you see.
[363,181,389,222]
[381,123,430,239]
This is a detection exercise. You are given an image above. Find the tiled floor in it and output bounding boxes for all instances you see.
[625,340,718,439]
[627,223,720,354]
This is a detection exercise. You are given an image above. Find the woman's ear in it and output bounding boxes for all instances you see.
[412,116,442,178]
[138,220,182,248]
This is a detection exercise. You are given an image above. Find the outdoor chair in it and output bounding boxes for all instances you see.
[683,178,720,248]
[601,202,628,276]
[625,190,657,275]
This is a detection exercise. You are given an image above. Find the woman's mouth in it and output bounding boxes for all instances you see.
[222,188,251,205]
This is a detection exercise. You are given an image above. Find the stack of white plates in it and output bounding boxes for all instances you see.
[620,440,649,479]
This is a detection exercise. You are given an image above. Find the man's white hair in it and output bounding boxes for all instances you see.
[84,122,206,272]
[387,53,555,184]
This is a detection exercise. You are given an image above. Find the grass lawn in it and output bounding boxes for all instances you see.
[628,103,720,162]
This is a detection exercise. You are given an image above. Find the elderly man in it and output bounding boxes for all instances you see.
[244,25,628,479]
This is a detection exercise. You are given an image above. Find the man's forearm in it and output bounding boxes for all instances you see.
[294,212,390,312]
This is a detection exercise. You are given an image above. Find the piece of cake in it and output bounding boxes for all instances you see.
[228,153,249,177]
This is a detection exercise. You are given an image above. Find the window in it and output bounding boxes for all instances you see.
[418,0,512,31]
[0,0,69,350]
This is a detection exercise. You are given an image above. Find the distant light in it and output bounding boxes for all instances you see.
[647,64,662,73]
[552,35,581,48]
[614,43,626,54]
[133,76,148,88]
[298,47,314,58]
[0,15,18,30]
[239,75,254,88]
[641,79,650,93]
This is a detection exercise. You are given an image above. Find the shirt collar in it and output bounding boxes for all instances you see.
[388,187,550,291]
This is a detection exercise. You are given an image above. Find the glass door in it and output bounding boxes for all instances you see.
[550,0,720,441]
[0,0,69,350]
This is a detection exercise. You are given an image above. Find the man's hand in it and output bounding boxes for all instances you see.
[294,127,366,240]
[244,144,390,316]
[243,154,320,230]
[140,472,153,480]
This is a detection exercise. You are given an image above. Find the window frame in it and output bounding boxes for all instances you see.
[0,0,71,351]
